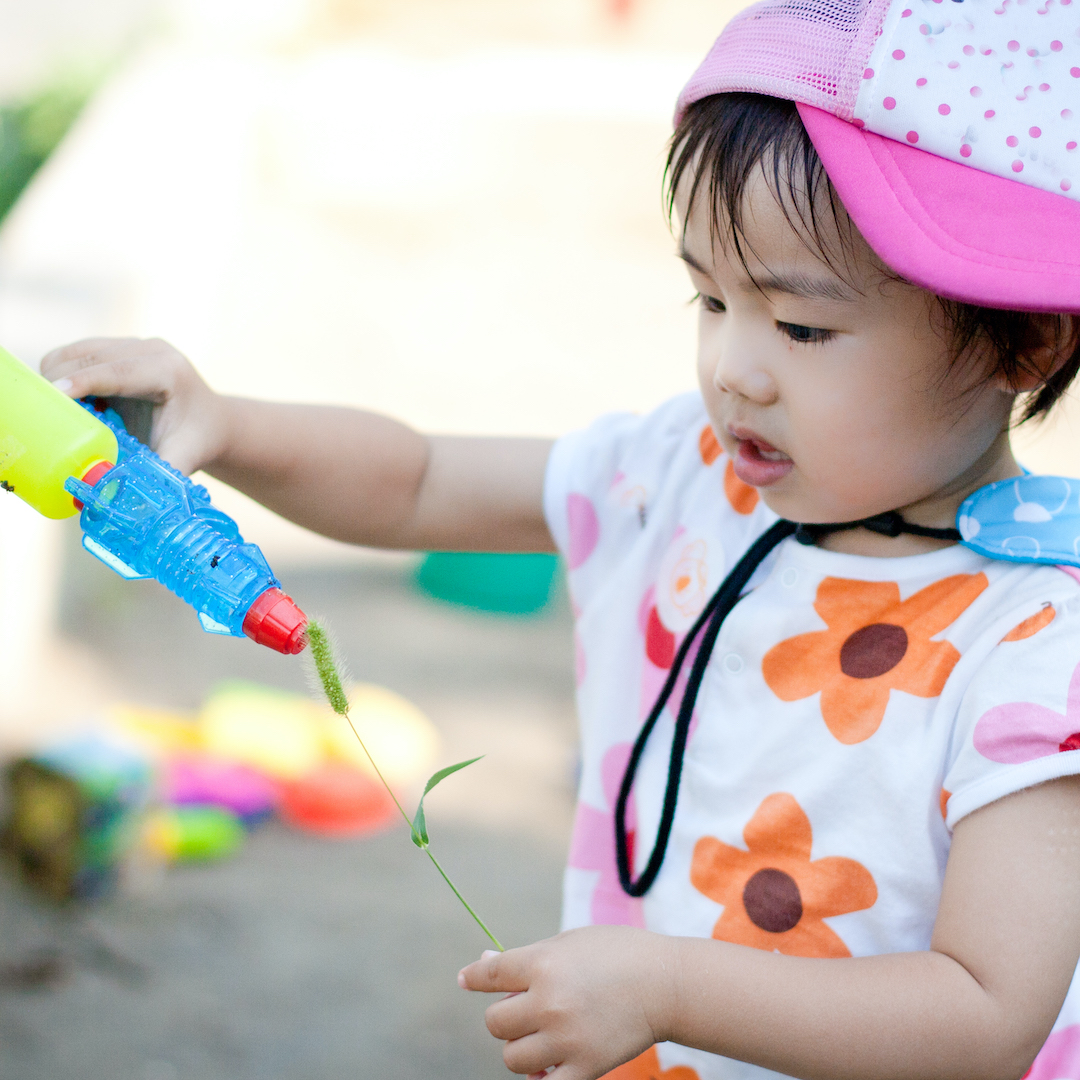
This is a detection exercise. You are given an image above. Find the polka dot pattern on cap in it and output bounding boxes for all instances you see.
[854,0,1079,200]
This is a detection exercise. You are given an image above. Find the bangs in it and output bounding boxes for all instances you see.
[665,92,851,278]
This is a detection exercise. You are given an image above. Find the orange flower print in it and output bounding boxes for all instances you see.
[603,1045,701,1080]
[658,538,710,629]
[698,423,760,514]
[762,574,988,744]
[699,424,722,466]
[724,459,759,515]
[1001,602,1055,643]
[691,793,877,958]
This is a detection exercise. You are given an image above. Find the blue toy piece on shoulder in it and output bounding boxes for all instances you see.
[959,475,1080,567]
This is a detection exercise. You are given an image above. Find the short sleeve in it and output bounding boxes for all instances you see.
[944,584,1080,828]
[543,392,708,609]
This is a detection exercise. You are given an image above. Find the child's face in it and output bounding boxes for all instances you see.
[678,169,1019,531]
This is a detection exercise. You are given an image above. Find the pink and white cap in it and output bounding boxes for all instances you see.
[676,0,1080,313]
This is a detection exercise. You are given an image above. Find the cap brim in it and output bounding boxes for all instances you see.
[797,103,1080,314]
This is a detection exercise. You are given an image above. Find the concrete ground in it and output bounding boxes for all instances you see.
[0,541,579,1080]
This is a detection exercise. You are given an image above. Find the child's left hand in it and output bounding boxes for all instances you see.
[458,925,675,1079]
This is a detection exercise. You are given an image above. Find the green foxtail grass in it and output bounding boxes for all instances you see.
[304,620,503,951]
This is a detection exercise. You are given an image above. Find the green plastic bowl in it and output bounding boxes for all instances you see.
[415,552,560,615]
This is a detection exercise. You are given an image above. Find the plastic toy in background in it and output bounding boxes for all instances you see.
[279,762,399,836]
[199,681,326,780]
[324,683,439,789]
[107,703,202,758]
[199,679,442,795]
[79,678,439,853]
[164,757,279,826]
[415,551,559,615]
[1,733,151,901]
[144,804,245,862]
[0,345,307,654]
[0,673,444,891]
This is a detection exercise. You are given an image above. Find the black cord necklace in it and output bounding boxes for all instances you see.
[614,510,961,898]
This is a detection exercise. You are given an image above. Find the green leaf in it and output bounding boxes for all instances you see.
[410,757,483,849]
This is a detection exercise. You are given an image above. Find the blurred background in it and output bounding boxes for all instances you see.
[2,1,1080,1078]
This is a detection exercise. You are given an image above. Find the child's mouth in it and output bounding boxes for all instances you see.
[732,433,793,487]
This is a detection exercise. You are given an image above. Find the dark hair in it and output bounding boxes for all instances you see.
[666,92,1080,424]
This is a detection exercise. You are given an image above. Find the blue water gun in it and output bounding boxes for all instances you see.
[0,345,307,654]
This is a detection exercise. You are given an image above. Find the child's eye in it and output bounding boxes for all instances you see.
[692,292,726,315]
[776,321,833,345]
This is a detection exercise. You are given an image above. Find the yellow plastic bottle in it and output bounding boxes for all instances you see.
[0,345,118,519]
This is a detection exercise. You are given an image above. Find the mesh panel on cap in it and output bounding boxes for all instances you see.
[676,0,894,122]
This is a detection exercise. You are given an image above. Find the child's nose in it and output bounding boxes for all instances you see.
[705,337,778,405]
[700,314,778,404]
[713,362,776,402]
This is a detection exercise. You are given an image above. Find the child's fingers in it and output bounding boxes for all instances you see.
[41,337,186,402]
[501,1031,561,1077]
[42,338,154,384]
[458,946,532,993]
[38,337,222,472]
[484,989,539,1042]
[47,360,170,404]
[41,337,129,377]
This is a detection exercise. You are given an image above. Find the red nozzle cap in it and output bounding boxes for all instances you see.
[73,460,115,511]
[242,587,308,654]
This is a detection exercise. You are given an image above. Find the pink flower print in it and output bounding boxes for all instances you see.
[637,585,655,636]
[566,493,599,569]
[975,658,1080,764]
[567,743,645,928]
[637,571,705,735]
[638,585,674,716]
[1024,1024,1080,1079]
[646,605,675,669]
[639,603,679,728]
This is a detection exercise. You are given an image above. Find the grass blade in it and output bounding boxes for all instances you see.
[412,757,482,848]
[305,620,501,948]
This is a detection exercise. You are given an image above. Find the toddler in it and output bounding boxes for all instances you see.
[41,0,1080,1077]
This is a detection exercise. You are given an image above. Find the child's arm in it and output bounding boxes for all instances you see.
[461,774,1080,1080]
[41,337,554,552]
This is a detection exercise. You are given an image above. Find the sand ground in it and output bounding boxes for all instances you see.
[1,547,579,1080]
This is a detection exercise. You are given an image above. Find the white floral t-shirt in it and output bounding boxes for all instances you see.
[544,393,1080,1080]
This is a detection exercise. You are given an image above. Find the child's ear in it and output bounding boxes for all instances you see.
[996,314,1080,393]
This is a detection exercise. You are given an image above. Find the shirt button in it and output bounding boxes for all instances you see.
[781,567,799,588]
[723,653,744,674]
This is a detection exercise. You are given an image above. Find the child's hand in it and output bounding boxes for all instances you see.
[41,337,228,475]
[458,926,676,1080]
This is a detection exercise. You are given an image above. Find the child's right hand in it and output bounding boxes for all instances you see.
[41,337,229,476]
[459,926,671,1079]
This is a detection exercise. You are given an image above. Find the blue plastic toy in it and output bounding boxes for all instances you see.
[64,401,307,654]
